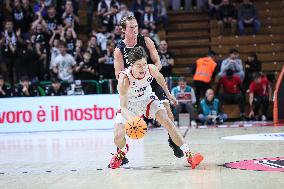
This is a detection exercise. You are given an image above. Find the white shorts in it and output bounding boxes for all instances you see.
[115,95,166,124]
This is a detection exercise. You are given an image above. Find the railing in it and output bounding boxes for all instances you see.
[37,77,179,95]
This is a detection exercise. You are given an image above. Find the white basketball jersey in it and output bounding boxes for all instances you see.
[119,65,154,102]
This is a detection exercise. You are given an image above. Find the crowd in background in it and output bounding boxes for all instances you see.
[0,0,169,85]
[0,0,272,123]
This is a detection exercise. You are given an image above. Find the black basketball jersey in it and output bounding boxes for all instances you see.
[116,34,153,68]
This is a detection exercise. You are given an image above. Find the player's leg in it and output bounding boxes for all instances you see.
[114,123,126,149]
[109,115,129,169]
[156,109,185,147]
[152,80,185,157]
[164,100,184,158]
[148,99,203,169]
[155,109,203,169]
[163,102,174,122]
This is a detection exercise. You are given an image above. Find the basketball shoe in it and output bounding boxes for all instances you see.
[186,151,204,169]
[109,144,129,169]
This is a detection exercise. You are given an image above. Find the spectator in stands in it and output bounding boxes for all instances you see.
[64,0,80,15]
[97,0,120,28]
[218,48,244,81]
[244,52,262,89]
[92,26,111,51]
[42,5,62,35]
[117,4,134,24]
[14,75,39,97]
[6,0,32,39]
[102,4,120,32]
[171,77,198,126]
[34,41,48,81]
[75,51,96,80]
[156,0,168,30]
[74,39,83,63]
[199,88,227,125]
[45,78,66,96]
[139,28,159,48]
[111,25,123,45]
[52,40,76,82]
[159,40,174,77]
[141,4,156,35]
[208,0,223,19]
[31,21,48,49]
[16,40,38,81]
[249,73,272,121]
[75,51,97,94]
[0,75,12,97]
[216,0,237,36]
[62,0,80,28]
[216,69,246,120]
[238,0,260,35]
[22,0,35,30]
[140,28,150,37]
[1,20,23,84]
[98,40,115,79]
[60,26,77,55]
[131,0,145,26]
[86,35,101,72]
[193,51,218,103]
[49,31,61,78]
[33,0,48,17]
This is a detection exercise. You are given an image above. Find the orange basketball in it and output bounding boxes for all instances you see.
[125,116,147,139]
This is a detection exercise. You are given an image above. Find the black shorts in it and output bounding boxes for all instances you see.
[151,79,168,102]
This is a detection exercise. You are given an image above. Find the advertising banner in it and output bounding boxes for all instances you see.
[0,94,119,133]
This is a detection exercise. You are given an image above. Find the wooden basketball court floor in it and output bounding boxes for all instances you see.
[0,122,283,189]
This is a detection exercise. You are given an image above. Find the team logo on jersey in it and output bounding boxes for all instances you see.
[222,157,284,172]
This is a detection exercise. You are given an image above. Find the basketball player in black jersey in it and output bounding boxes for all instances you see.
[113,16,184,163]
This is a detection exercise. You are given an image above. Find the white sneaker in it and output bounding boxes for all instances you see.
[261,115,267,121]
[191,120,197,127]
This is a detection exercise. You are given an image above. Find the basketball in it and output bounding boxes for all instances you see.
[125,116,147,139]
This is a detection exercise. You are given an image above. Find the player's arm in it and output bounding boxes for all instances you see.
[118,73,136,120]
[114,48,125,80]
[148,64,177,105]
[145,37,162,71]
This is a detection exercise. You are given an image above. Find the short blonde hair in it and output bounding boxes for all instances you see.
[120,15,136,30]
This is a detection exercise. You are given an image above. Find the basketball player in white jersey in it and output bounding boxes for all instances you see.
[114,15,184,160]
[109,47,203,169]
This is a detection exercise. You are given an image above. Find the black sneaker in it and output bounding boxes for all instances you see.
[168,134,184,158]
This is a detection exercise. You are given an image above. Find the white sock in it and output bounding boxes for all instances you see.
[180,143,190,154]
